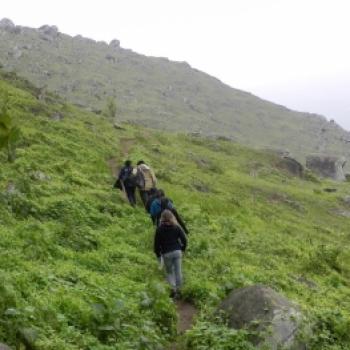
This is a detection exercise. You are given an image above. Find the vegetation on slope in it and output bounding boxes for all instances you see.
[1,20,350,168]
[0,71,350,349]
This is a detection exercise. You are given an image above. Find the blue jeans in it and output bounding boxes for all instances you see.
[163,250,182,290]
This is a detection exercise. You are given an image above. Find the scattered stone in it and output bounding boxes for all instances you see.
[295,276,318,290]
[306,155,346,181]
[192,181,210,193]
[109,39,120,49]
[215,135,232,141]
[278,156,304,177]
[342,196,350,205]
[189,131,201,137]
[50,112,63,121]
[331,209,350,218]
[113,122,125,130]
[11,46,23,59]
[323,188,337,193]
[30,171,51,182]
[0,343,11,350]
[217,285,305,350]
[105,54,116,63]
[5,182,19,195]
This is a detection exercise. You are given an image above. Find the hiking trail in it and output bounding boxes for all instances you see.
[168,300,197,349]
[107,137,135,176]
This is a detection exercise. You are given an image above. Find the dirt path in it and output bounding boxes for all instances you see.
[107,137,135,177]
[168,300,197,350]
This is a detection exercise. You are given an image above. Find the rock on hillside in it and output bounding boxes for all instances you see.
[217,285,305,350]
[1,18,350,168]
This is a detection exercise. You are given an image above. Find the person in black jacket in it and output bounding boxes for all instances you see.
[150,189,189,234]
[116,160,137,206]
[154,209,187,298]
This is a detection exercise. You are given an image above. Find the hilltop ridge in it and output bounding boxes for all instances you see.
[1,18,350,168]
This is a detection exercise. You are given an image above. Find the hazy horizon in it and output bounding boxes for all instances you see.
[1,0,350,131]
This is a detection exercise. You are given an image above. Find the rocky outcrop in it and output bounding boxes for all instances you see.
[306,155,346,181]
[38,25,59,41]
[0,18,20,34]
[109,39,120,49]
[217,285,305,350]
[278,156,304,177]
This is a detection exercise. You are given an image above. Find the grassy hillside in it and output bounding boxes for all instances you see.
[1,19,350,168]
[0,71,350,349]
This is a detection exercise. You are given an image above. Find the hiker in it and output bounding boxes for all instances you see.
[145,187,158,215]
[115,160,137,206]
[154,209,187,298]
[150,189,189,234]
[136,160,157,207]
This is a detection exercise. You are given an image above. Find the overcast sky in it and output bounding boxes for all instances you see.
[2,0,350,130]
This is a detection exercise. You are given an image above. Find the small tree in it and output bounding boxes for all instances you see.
[104,97,117,119]
[0,94,21,162]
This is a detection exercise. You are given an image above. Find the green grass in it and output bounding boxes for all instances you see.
[0,72,350,349]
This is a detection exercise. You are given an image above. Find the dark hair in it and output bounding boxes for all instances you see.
[149,187,157,195]
[137,160,145,165]
[157,189,165,198]
[125,160,132,167]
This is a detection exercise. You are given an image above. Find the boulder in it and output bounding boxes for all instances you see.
[0,18,15,30]
[217,285,305,350]
[0,343,11,350]
[278,156,304,177]
[109,39,120,49]
[38,25,59,41]
[306,155,346,181]
[105,54,116,63]
[113,122,125,130]
[0,18,20,34]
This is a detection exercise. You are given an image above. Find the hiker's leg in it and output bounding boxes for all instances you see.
[126,187,136,206]
[163,252,176,288]
[173,250,183,290]
[140,190,148,207]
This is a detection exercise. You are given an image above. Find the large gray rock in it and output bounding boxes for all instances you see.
[278,156,304,177]
[0,343,11,350]
[306,155,346,181]
[109,39,120,49]
[0,18,14,28]
[217,285,305,350]
[0,18,20,34]
[38,25,59,41]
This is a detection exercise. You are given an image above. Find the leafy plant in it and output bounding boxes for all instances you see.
[0,93,21,162]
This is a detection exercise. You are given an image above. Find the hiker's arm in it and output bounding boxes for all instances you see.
[173,209,189,234]
[178,227,187,252]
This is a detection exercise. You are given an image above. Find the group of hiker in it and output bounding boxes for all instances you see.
[114,160,188,298]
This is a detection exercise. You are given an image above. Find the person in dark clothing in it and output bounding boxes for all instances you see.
[150,189,189,234]
[154,209,187,297]
[116,160,137,206]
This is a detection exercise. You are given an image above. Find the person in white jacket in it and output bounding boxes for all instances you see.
[136,160,157,207]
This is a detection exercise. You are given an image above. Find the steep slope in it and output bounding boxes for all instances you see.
[1,18,350,167]
[1,70,350,349]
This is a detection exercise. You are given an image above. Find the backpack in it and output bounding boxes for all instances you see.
[122,166,137,187]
